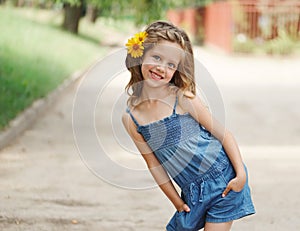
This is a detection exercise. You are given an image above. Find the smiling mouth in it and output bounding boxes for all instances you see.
[150,71,163,80]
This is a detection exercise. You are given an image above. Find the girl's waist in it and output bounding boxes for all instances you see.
[179,156,229,191]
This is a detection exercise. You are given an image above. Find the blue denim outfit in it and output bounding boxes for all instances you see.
[126,97,255,230]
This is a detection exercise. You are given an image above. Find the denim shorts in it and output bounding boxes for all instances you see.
[166,159,255,231]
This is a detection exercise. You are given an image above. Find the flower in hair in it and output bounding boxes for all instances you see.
[126,31,148,58]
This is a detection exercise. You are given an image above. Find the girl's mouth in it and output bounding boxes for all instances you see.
[150,71,163,80]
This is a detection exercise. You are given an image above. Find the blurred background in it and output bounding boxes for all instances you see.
[1,0,300,131]
[0,0,300,230]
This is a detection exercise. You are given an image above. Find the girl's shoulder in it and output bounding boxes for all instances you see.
[177,90,207,115]
[177,90,196,105]
[122,109,140,134]
[183,90,195,98]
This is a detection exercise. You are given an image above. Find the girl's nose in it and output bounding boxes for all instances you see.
[156,65,165,73]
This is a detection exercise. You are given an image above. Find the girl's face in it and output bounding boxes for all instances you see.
[141,40,183,87]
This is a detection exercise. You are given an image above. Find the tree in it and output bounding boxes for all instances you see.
[59,0,128,34]
[58,0,215,34]
[62,0,84,34]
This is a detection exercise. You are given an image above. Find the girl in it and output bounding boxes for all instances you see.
[122,21,255,231]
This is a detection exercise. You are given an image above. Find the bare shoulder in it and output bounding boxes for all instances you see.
[177,90,208,115]
[177,90,196,109]
[183,90,195,98]
[122,111,130,125]
[122,110,145,142]
[122,111,134,131]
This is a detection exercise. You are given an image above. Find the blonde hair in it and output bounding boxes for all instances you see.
[125,21,195,106]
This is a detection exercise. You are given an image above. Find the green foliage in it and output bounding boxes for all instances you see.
[50,0,218,34]
[232,35,256,53]
[77,0,215,25]
[264,30,295,55]
[130,0,170,25]
[130,0,215,25]
[232,30,298,55]
[0,7,106,129]
[172,0,215,8]
[55,0,82,6]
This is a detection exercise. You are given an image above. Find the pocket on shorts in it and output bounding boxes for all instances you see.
[220,162,248,193]
[176,210,185,217]
[175,210,200,231]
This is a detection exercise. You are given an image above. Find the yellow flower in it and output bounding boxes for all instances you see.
[134,31,148,43]
[126,31,148,58]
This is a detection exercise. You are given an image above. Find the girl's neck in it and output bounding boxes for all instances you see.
[140,84,171,102]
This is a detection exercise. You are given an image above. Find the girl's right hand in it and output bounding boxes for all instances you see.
[178,203,190,213]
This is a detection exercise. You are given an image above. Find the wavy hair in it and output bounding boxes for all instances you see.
[125,21,195,106]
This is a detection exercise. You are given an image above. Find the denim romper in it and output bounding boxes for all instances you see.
[127,96,255,231]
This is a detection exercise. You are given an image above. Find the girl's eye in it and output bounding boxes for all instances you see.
[168,63,176,69]
[152,55,160,61]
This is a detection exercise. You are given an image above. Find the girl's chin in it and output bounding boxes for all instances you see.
[146,75,169,83]
[143,79,169,87]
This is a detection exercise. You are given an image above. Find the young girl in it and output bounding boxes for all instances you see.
[122,21,255,231]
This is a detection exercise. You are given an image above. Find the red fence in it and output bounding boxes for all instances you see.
[232,0,300,40]
[205,1,232,52]
[167,0,300,52]
[167,7,205,43]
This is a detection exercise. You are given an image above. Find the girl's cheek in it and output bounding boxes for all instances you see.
[146,64,156,70]
[169,70,176,78]
[142,63,151,70]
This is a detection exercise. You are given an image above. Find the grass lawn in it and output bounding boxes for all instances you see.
[0,7,116,130]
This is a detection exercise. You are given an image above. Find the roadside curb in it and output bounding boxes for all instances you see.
[0,70,84,150]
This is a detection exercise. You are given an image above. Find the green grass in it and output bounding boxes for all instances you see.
[0,7,109,130]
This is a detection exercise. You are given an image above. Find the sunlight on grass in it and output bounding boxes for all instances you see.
[0,7,108,129]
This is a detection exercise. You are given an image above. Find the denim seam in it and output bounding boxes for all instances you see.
[206,207,255,223]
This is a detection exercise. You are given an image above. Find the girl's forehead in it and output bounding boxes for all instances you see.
[150,40,184,59]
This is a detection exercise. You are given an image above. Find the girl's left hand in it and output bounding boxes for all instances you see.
[222,176,246,197]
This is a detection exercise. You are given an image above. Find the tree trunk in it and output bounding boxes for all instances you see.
[63,3,83,34]
[86,4,98,23]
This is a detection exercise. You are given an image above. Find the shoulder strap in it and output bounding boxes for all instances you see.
[172,96,178,115]
[126,107,140,127]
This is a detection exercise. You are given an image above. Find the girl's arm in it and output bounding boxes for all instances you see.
[122,113,190,212]
[179,93,247,196]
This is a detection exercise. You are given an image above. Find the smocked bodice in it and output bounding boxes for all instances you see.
[126,97,227,188]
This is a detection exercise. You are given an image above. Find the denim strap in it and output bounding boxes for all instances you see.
[126,108,140,127]
[172,96,178,115]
